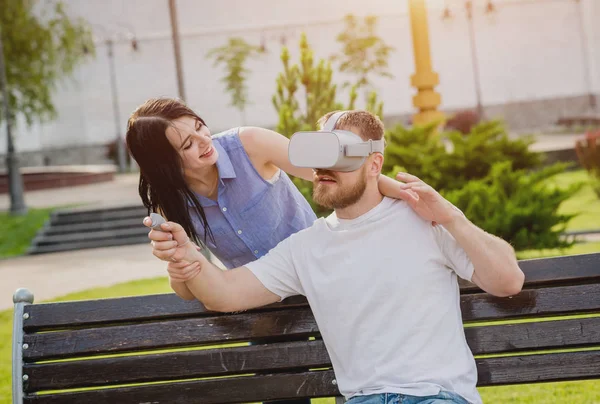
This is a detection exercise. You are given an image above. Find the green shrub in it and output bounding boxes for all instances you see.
[384,120,542,192]
[442,162,580,251]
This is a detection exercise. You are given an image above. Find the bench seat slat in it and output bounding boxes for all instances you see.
[22,351,600,404]
[22,254,600,331]
[23,317,600,392]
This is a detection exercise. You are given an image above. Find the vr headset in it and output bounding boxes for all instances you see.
[288,111,385,172]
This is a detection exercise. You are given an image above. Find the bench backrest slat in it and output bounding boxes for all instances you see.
[23,370,339,404]
[22,283,600,362]
[23,308,317,361]
[22,254,599,331]
[459,253,600,292]
[23,316,600,392]
[22,351,600,404]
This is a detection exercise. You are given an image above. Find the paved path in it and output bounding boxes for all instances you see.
[0,244,166,310]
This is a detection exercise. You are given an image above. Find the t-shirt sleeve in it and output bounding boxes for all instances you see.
[245,235,304,301]
[432,224,474,281]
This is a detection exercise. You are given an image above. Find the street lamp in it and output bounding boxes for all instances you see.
[89,26,138,173]
[408,0,445,125]
[105,38,128,173]
[465,0,485,118]
[0,26,27,215]
[168,0,186,101]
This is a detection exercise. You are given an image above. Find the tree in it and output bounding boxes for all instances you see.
[272,33,343,137]
[271,33,385,215]
[206,37,265,124]
[332,14,394,97]
[0,0,95,126]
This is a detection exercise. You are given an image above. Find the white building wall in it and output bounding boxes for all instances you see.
[2,0,598,156]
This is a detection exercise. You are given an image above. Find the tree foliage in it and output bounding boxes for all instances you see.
[0,0,95,125]
[206,37,264,122]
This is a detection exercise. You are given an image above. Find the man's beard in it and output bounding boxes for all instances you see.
[312,166,368,210]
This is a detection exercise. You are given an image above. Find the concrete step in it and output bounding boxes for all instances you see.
[29,205,151,255]
[28,235,149,255]
[43,218,145,236]
[53,204,144,218]
[33,227,149,246]
[49,207,147,226]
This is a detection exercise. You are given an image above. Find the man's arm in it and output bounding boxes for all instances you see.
[144,217,280,311]
[395,172,524,297]
[170,277,196,301]
[184,262,280,312]
[443,214,524,297]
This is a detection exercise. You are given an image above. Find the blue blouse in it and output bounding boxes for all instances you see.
[189,128,317,269]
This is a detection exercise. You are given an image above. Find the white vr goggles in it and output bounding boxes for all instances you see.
[288,111,385,172]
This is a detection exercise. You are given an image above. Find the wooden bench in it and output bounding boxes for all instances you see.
[12,253,600,404]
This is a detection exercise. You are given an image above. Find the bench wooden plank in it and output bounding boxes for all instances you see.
[23,317,600,392]
[460,283,600,322]
[23,308,319,361]
[24,340,330,392]
[459,253,600,292]
[22,295,308,332]
[476,350,600,385]
[22,284,600,361]
[22,254,600,331]
[465,316,600,355]
[24,370,339,404]
[22,351,600,404]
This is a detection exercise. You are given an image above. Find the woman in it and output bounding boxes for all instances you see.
[127,97,401,297]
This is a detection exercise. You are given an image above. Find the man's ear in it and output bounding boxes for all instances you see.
[368,153,384,177]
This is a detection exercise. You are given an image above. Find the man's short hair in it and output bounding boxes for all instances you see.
[317,110,386,146]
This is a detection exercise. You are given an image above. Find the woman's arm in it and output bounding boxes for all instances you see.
[239,127,314,181]
[239,127,410,200]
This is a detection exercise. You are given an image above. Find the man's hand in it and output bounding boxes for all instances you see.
[395,172,463,226]
[143,217,204,264]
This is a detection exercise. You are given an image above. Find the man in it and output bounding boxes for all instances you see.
[145,110,524,404]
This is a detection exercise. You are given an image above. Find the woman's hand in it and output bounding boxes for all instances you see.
[143,217,204,264]
[167,260,202,282]
[394,172,464,226]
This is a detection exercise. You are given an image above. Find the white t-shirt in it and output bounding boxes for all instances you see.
[245,197,481,404]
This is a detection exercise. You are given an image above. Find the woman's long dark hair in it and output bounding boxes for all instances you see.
[126,97,214,246]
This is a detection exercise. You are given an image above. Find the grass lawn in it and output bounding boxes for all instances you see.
[0,208,55,259]
[518,240,600,259]
[552,169,600,232]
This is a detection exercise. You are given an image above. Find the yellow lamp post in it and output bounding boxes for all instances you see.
[409,0,444,125]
